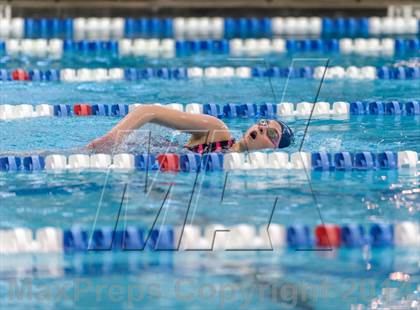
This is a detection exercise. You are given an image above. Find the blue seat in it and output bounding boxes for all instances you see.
[63,18,74,39]
[90,228,115,250]
[350,101,366,115]
[299,66,313,78]
[326,39,339,52]
[286,39,297,52]
[321,18,333,35]
[377,151,397,169]
[53,104,71,116]
[23,156,45,171]
[311,152,334,171]
[202,153,224,171]
[171,67,187,79]
[0,156,22,171]
[111,104,128,116]
[134,154,158,170]
[0,69,9,81]
[203,103,222,118]
[358,18,369,36]
[369,224,393,247]
[385,101,401,115]
[45,69,60,81]
[146,227,174,250]
[377,66,391,80]
[394,39,406,53]
[239,103,257,118]
[223,18,235,38]
[341,224,366,247]
[333,152,353,171]
[251,67,265,77]
[287,225,313,248]
[345,18,357,36]
[156,67,170,79]
[124,68,139,81]
[393,67,406,80]
[180,153,201,172]
[212,40,229,54]
[405,100,420,115]
[333,18,346,36]
[266,67,281,77]
[175,40,188,55]
[223,103,239,118]
[92,104,110,116]
[260,103,277,117]
[122,227,145,250]
[139,68,154,79]
[29,69,44,81]
[354,152,377,170]
[368,101,385,115]
[63,227,88,252]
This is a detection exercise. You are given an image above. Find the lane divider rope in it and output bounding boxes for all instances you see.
[0,151,417,172]
[1,17,419,39]
[1,66,419,82]
[0,38,418,57]
[0,101,419,121]
[0,222,418,253]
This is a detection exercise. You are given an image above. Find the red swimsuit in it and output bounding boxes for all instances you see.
[185,139,235,154]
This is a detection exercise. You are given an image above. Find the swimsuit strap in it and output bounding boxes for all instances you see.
[186,138,235,154]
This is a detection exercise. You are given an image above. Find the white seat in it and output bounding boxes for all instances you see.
[185,103,203,114]
[332,101,350,115]
[235,66,251,78]
[90,154,112,169]
[258,224,287,249]
[277,102,294,116]
[112,154,135,169]
[166,103,184,111]
[0,104,16,120]
[290,152,311,170]
[68,154,90,169]
[45,154,67,170]
[35,104,54,117]
[296,102,312,116]
[397,151,418,168]
[187,67,203,78]
[35,227,63,252]
[15,104,34,118]
[248,152,268,169]
[223,152,245,170]
[226,224,257,249]
[267,152,289,169]
[313,102,330,115]
[394,222,419,246]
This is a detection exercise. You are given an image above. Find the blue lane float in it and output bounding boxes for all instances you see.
[0,151,417,172]
[2,67,420,82]
[0,221,417,253]
[4,17,419,39]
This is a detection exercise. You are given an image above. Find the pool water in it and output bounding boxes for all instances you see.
[1,51,419,309]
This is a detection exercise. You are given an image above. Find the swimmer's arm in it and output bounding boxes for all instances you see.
[87,105,230,151]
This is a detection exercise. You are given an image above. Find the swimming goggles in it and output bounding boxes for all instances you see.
[258,119,281,147]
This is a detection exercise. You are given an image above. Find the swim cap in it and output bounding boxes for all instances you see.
[275,120,294,148]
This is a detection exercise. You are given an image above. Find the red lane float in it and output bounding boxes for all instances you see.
[11,69,29,81]
[74,104,92,116]
[315,224,341,247]
[157,154,179,172]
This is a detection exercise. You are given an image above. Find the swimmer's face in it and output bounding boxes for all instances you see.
[242,119,282,151]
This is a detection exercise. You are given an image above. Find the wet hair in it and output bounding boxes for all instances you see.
[273,120,294,148]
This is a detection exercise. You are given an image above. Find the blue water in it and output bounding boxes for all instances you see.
[0,54,419,309]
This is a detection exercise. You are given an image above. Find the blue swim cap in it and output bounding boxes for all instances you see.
[275,120,294,148]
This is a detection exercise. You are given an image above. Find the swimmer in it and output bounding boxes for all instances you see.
[87,104,294,154]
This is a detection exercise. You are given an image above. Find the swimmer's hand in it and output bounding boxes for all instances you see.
[86,134,116,153]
